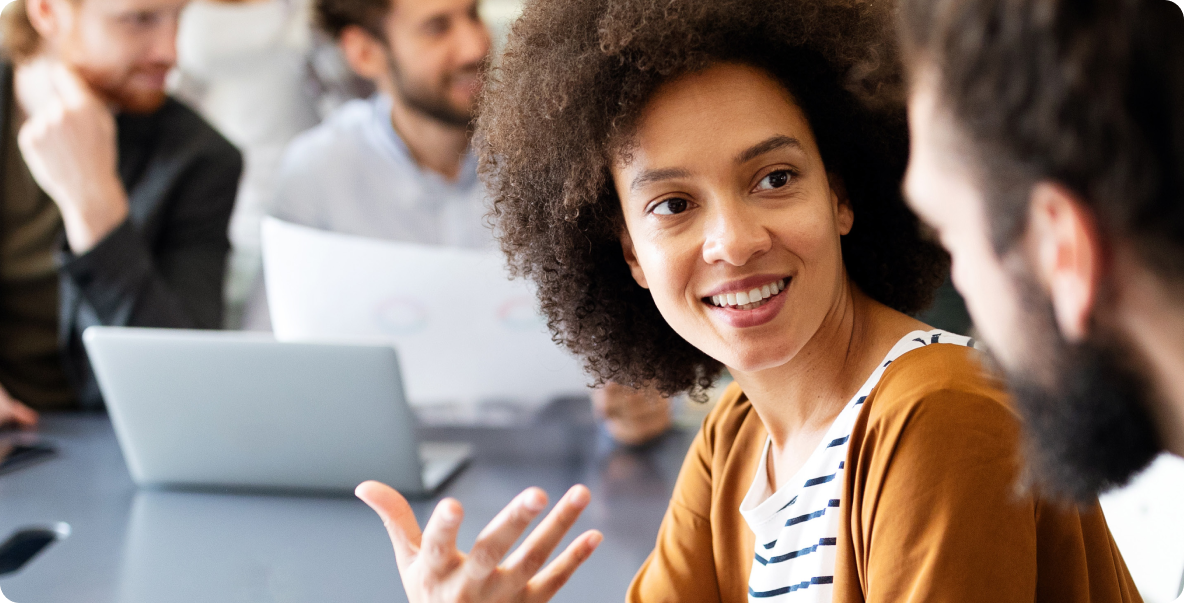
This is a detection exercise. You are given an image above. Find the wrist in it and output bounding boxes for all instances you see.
[58,176,130,254]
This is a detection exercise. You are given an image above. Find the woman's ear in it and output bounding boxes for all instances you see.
[829,173,854,235]
[619,231,650,289]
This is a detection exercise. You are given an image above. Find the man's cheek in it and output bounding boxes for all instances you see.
[960,287,1009,358]
[948,251,986,314]
[948,247,976,302]
[957,257,1025,365]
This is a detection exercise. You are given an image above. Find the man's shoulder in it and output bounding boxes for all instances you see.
[281,98,380,168]
[154,97,242,168]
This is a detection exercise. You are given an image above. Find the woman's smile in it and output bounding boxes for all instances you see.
[702,276,792,328]
[608,64,853,370]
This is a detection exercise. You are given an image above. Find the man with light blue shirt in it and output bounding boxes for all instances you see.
[270,93,489,246]
[258,0,674,445]
[269,0,489,247]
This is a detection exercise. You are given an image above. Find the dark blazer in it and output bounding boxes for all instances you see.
[1,62,242,409]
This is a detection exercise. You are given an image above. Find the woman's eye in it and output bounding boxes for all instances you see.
[652,198,690,216]
[756,170,792,191]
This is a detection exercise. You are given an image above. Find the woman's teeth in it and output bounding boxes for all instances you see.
[709,279,788,310]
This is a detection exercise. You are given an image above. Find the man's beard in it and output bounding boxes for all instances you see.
[79,65,169,115]
[999,271,1163,503]
[387,54,480,128]
[105,87,166,114]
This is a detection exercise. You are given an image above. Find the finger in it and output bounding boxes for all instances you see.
[355,480,422,570]
[9,401,38,429]
[589,388,609,416]
[419,497,464,576]
[503,484,592,579]
[13,59,55,115]
[48,62,91,108]
[619,397,669,421]
[607,413,671,445]
[17,96,62,144]
[600,382,626,396]
[464,487,548,580]
[524,530,603,603]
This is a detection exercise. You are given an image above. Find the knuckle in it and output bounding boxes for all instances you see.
[576,543,594,562]
[519,548,549,573]
[512,505,536,525]
[468,545,500,569]
[426,541,451,560]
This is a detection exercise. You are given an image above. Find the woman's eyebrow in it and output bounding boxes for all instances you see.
[627,136,802,192]
[735,135,803,164]
[630,167,692,192]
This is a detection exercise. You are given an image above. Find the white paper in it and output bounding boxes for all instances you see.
[261,217,590,411]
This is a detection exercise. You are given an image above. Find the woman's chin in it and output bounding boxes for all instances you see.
[713,344,802,376]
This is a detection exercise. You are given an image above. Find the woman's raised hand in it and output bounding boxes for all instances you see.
[355,481,602,603]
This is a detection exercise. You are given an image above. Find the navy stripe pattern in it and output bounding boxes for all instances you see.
[754,535,841,566]
[749,576,835,598]
[802,474,835,487]
[740,330,976,601]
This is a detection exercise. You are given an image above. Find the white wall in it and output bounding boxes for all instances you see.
[481,0,526,51]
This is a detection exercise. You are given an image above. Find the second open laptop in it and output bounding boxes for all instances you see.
[82,326,470,496]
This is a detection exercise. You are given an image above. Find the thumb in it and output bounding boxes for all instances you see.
[356,480,422,570]
[48,62,96,109]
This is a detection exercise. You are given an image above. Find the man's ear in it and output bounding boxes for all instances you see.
[25,0,64,40]
[619,230,650,290]
[338,25,391,84]
[1025,182,1103,342]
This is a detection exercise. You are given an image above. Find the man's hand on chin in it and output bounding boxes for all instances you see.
[15,59,130,255]
[592,382,674,446]
[0,383,39,430]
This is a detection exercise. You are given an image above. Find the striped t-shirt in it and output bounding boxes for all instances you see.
[739,330,976,601]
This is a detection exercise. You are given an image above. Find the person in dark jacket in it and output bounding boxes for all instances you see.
[0,0,241,423]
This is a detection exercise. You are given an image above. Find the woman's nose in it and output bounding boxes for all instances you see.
[701,198,772,267]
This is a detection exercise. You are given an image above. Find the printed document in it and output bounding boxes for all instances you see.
[261,217,589,415]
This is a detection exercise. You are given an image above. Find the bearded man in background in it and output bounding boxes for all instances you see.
[0,0,240,423]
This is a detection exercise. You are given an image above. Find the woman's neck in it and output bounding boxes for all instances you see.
[732,283,925,453]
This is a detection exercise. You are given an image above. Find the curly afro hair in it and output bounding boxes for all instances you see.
[478,0,949,398]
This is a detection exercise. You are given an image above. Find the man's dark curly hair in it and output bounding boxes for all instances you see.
[478,0,949,398]
[316,0,389,40]
[899,0,1184,278]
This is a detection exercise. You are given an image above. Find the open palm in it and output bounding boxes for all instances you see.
[356,481,602,603]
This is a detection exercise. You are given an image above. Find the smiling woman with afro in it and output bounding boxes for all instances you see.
[479,0,947,399]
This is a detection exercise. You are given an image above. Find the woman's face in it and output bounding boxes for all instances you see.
[613,63,853,373]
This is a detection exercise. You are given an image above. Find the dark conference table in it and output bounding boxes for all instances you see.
[0,406,696,603]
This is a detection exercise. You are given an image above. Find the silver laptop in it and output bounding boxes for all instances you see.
[82,326,470,496]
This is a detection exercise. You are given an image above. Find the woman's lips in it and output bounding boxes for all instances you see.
[705,278,787,309]
[703,277,791,329]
